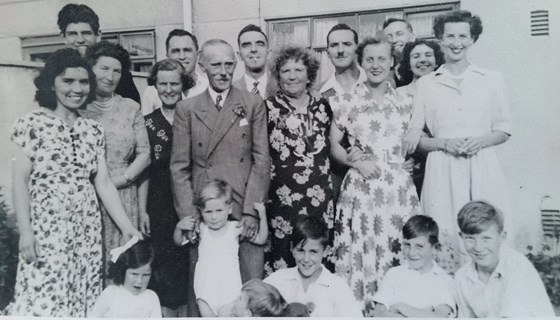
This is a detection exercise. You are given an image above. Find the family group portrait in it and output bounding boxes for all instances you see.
[0,0,559,318]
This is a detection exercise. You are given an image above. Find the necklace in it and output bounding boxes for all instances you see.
[92,95,115,112]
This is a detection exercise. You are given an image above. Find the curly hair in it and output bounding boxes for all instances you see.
[109,240,154,285]
[85,41,131,74]
[34,48,96,110]
[397,39,445,85]
[433,10,483,42]
[272,46,320,90]
[147,59,195,91]
[57,4,100,35]
[356,36,394,65]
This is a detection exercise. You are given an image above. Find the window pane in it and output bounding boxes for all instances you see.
[313,15,356,47]
[406,8,454,38]
[120,33,155,58]
[358,11,402,40]
[270,20,310,49]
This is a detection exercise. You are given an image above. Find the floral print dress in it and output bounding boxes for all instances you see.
[330,84,421,316]
[264,93,334,275]
[8,109,105,317]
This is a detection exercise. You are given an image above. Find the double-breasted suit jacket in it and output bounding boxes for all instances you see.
[170,87,270,220]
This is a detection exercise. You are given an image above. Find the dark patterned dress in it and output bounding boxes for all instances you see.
[330,84,421,316]
[144,109,189,309]
[8,109,104,317]
[264,93,334,275]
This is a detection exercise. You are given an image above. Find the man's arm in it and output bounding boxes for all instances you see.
[170,102,197,219]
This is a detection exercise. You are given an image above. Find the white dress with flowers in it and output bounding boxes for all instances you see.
[330,84,421,316]
[264,93,334,275]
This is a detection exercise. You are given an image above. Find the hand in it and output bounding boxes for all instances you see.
[19,230,39,263]
[238,215,259,241]
[253,202,266,219]
[139,211,150,237]
[122,226,143,241]
[346,146,367,163]
[402,158,415,174]
[443,138,467,157]
[177,216,196,231]
[353,160,381,180]
[402,129,422,155]
[461,136,485,156]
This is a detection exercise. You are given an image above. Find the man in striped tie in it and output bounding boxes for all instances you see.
[233,24,279,100]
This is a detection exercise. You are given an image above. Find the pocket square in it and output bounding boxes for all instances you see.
[240,118,248,126]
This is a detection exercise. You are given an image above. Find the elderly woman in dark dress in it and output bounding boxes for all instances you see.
[264,46,334,275]
[138,59,195,317]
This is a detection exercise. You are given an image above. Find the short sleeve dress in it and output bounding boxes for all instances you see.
[330,83,421,316]
[194,221,242,315]
[80,95,150,275]
[8,109,105,317]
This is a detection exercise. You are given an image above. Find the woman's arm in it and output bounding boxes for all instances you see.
[391,302,453,318]
[12,145,37,262]
[137,173,150,237]
[461,131,510,156]
[252,203,269,245]
[373,303,403,318]
[94,155,142,240]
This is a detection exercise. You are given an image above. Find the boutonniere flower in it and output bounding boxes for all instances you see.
[233,106,247,118]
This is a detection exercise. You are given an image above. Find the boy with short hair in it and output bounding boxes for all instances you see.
[264,216,363,317]
[374,215,455,318]
[455,201,555,317]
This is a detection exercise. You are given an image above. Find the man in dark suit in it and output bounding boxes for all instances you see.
[170,39,270,299]
[233,24,279,99]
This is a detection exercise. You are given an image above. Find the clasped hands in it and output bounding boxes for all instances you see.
[346,146,414,180]
[403,129,485,157]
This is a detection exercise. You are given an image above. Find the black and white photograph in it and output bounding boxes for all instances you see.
[0,0,559,318]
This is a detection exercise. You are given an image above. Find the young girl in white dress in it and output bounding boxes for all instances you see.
[173,179,268,317]
[89,238,161,318]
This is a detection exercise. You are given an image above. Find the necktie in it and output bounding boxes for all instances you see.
[251,81,260,96]
[215,94,222,111]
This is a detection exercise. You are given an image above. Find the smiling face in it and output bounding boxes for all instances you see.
[123,263,152,296]
[200,43,237,93]
[292,238,325,281]
[63,22,99,56]
[156,69,183,107]
[403,235,434,273]
[167,35,198,76]
[92,56,122,97]
[201,198,232,230]
[461,222,505,273]
[441,22,474,63]
[361,42,393,86]
[53,67,91,111]
[383,21,415,55]
[409,44,437,79]
[278,58,309,99]
[327,29,358,70]
[238,31,268,73]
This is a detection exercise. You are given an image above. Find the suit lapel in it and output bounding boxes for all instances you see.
[193,91,219,131]
[206,88,242,156]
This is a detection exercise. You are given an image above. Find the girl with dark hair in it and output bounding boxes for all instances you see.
[80,41,151,279]
[9,48,141,317]
[403,10,512,273]
[89,239,161,317]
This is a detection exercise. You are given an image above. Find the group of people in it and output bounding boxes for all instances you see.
[6,2,556,318]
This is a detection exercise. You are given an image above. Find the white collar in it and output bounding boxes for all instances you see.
[319,67,367,95]
[207,86,230,105]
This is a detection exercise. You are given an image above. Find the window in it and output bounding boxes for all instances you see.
[21,29,156,72]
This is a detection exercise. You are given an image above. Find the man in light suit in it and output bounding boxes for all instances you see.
[233,24,279,100]
[170,39,270,307]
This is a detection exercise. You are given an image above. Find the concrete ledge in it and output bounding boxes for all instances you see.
[0,59,43,69]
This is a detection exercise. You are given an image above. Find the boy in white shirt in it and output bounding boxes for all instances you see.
[374,215,455,317]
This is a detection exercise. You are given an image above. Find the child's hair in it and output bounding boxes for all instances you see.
[283,302,314,317]
[109,240,154,285]
[290,216,328,249]
[403,215,439,246]
[196,179,233,209]
[242,279,287,317]
[457,201,505,234]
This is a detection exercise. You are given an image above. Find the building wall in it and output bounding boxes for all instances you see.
[0,0,184,62]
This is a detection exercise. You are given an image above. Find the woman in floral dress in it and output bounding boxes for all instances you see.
[80,41,150,278]
[330,37,421,316]
[265,46,334,275]
[9,48,141,317]
[138,59,194,316]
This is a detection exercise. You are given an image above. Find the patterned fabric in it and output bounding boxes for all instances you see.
[144,109,189,308]
[330,83,421,316]
[264,93,334,275]
[8,109,105,317]
[80,95,149,280]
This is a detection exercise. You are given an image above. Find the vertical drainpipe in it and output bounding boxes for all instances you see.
[183,0,193,32]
